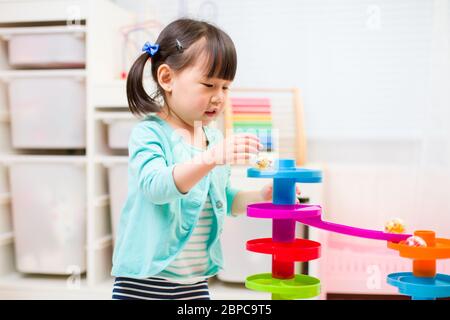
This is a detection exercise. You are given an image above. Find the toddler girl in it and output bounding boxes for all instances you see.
[111,18,296,300]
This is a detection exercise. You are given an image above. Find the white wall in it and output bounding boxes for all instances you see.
[114,0,446,143]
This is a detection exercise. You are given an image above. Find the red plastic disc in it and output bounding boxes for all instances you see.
[246,238,321,262]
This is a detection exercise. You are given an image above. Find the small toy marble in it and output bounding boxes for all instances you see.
[384,218,406,234]
[253,154,273,170]
[405,236,427,247]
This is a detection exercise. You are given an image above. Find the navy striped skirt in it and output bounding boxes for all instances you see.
[112,276,211,300]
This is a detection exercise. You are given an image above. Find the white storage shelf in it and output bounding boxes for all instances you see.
[0,0,136,299]
[105,161,127,242]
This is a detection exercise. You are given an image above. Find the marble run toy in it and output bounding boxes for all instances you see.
[244,158,450,300]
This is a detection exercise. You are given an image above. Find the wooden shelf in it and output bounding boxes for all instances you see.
[0,192,11,205]
[0,232,13,246]
[0,111,9,123]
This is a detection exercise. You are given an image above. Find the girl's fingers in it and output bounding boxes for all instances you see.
[234,144,259,154]
[232,136,259,146]
[233,136,262,148]
[231,153,252,162]
[232,139,263,153]
[233,133,259,141]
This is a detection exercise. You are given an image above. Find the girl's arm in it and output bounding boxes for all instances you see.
[173,132,262,195]
[172,150,216,194]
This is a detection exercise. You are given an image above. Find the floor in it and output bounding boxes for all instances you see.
[1,273,426,300]
[0,273,269,300]
[208,276,269,300]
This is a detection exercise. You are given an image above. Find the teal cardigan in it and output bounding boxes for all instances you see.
[111,114,240,278]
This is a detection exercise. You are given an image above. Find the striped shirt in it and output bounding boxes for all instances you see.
[157,194,215,284]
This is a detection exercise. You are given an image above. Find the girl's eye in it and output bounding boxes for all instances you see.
[202,83,213,88]
[223,86,229,90]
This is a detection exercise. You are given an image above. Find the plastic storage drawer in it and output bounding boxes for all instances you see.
[106,119,137,150]
[107,162,128,241]
[1,26,85,68]
[7,72,86,149]
[9,161,86,274]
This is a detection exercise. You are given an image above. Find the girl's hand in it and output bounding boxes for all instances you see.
[206,133,263,165]
[260,183,301,203]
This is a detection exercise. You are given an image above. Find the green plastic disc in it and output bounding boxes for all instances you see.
[245,273,321,300]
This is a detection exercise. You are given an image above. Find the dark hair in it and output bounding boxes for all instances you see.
[127,18,237,117]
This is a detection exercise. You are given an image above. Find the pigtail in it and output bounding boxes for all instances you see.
[126,53,161,116]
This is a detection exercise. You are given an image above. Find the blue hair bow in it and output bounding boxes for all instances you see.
[142,41,160,57]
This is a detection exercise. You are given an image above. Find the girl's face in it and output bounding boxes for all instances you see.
[168,57,232,127]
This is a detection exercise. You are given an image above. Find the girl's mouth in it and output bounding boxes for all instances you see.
[205,110,217,117]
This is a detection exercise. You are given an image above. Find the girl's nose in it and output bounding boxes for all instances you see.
[210,95,222,105]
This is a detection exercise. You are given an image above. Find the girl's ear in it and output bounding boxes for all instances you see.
[157,64,174,93]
